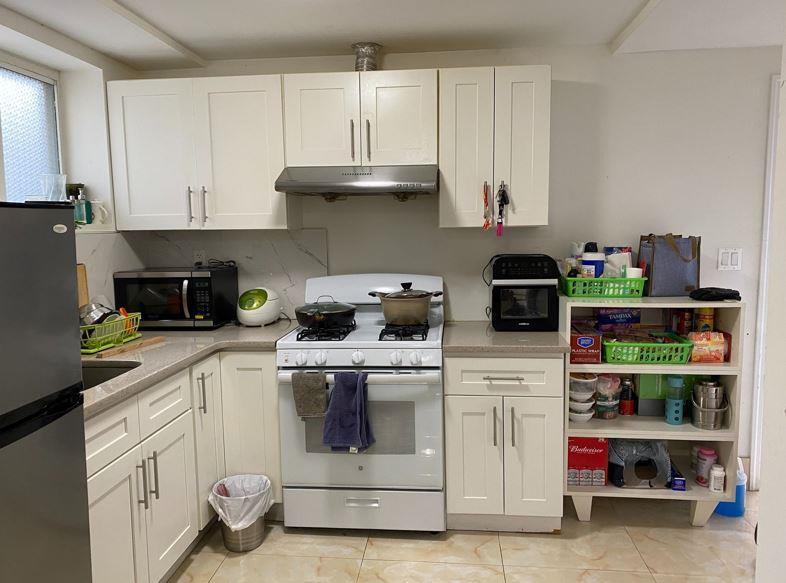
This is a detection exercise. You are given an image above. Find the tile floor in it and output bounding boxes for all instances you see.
[169,494,758,582]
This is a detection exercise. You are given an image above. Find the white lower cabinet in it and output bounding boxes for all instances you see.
[87,445,149,583]
[191,355,225,529]
[220,352,282,501]
[444,356,564,523]
[142,412,198,583]
[88,412,197,583]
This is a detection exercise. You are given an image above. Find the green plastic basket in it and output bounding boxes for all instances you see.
[563,277,647,298]
[603,332,693,365]
[80,313,142,354]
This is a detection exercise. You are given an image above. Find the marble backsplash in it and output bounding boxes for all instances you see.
[75,229,328,315]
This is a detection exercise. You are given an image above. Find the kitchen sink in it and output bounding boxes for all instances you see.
[82,360,141,389]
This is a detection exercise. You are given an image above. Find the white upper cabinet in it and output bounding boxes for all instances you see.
[108,79,197,230]
[438,67,495,228]
[283,72,361,167]
[194,75,288,229]
[108,75,293,230]
[494,65,551,226]
[438,65,551,227]
[360,69,438,165]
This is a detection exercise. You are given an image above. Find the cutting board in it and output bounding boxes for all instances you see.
[76,263,89,308]
[95,335,165,359]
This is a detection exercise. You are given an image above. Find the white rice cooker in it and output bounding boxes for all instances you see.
[237,287,281,326]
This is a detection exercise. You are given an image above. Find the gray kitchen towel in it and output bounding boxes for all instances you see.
[323,372,375,452]
[292,372,327,418]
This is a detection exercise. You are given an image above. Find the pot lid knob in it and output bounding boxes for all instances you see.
[401,282,413,290]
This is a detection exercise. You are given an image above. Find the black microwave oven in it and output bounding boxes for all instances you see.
[489,254,560,332]
[114,265,238,330]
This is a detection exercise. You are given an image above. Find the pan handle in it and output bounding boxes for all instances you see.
[432,291,444,297]
[368,291,386,298]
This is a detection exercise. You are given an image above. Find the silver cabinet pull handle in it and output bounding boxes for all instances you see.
[511,407,516,447]
[482,376,525,382]
[350,119,355,161]
[492,406,498,446]
[186,186,194,223]
[148,451,160,500]
[199,372,208,414]
[345,497,380,508]
[137,463,149,509]
[366,119,371,161]
[182,279,190,320]
[200,186,208,224]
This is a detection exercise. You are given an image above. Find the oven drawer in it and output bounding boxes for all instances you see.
[444,356,563,397]
[283,488,446,531]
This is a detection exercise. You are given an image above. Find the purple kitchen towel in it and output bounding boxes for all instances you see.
[322,372,375,452]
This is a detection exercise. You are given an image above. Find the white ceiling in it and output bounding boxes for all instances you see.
[0,0,782,70]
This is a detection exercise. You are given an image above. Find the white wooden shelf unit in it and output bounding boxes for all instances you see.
[559,296,744,527]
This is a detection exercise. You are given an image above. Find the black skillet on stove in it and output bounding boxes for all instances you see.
[294,295,357,329]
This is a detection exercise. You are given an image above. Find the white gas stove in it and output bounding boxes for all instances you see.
[276,273,444,368]
[276,274,446,532]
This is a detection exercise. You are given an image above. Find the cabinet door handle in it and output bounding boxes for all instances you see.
[186,186,194,223]
[350,119,355,161]
[148,451,160,500]
[137,462,149,509]
[482,376,525,382]
[366,119,371,161]
[492,406,498,446]
[200,186,208,224]
[511,407,516,447]
[199,372,208,414]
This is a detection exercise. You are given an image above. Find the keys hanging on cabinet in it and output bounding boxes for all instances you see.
[496,181,510,237]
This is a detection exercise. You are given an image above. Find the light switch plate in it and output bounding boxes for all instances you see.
[718,248,742,271]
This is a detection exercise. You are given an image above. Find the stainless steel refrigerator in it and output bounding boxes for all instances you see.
[0,202,92,582]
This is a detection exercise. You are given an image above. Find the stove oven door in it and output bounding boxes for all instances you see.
[278,370,443,490]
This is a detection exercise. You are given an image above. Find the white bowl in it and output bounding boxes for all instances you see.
[569,388,596,402]
[569,399,595,413]
[569,410,595,423]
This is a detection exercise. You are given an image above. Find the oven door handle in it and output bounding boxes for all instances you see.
[277,371,441,385]
[345,497,380,508]
[181,278,191,319]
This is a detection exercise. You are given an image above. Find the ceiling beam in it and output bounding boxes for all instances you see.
[610,0,662,55]
[97,0,207,67]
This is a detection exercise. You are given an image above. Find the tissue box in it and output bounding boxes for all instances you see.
[567,437,608,487]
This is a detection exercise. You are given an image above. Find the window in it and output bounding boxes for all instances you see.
[0,66,60,202]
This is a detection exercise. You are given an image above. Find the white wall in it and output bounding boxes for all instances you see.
[125,45,779,457]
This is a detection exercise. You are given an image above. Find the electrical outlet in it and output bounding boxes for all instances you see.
[193,249,207,265]
[718,248,742,271]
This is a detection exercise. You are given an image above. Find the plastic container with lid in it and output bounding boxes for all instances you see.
[569,373,598,402]
[709,464,726,493]
[696,447,718,487]
[595,399,620,420]
[665,375,685,426]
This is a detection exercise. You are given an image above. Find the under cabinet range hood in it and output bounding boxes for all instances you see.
[274,165,439,201]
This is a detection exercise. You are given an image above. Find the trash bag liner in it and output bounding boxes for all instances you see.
[208,474,273,531]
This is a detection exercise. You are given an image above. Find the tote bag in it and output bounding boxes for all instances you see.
[638,234,701,296]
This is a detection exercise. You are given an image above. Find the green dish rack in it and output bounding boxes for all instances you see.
[80,313,142,354]
[563,277,647,298]
[603,332,693,365]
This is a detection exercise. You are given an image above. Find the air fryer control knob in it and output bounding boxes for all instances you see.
[314,351,328,366]
[409,351,422,365]
[351,350,365,365]
[295,352,308,366]
[390,350,403,365]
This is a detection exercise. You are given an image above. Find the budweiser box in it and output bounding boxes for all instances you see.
[570,324,602,364]
[568,437,608,487]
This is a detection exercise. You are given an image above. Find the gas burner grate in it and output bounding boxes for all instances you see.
[379,322,430,341]
[297,321,356,341]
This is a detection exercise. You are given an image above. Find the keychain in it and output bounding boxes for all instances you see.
[496,181,509,237]
[482,181,492,231]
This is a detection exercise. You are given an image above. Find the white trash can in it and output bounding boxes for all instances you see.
[208,474,273,552]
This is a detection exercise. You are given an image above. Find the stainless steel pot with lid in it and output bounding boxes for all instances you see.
[369,282,443,326]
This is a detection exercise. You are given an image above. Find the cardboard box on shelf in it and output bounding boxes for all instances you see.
[568,437,608,486]
[570,324,602,364]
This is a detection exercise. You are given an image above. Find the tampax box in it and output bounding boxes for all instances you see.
[570,324,602,364]
[568,437,608,486]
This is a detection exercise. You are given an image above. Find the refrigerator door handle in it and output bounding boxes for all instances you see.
[182,279,191,320]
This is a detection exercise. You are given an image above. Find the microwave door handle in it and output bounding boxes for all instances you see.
[182,279,191,319]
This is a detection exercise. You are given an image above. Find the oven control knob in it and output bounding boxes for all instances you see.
[314,351,328,366]
[351,350,365,365]
[295,352,308,366]
[409,351,422,365]
[390,350,403,365]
